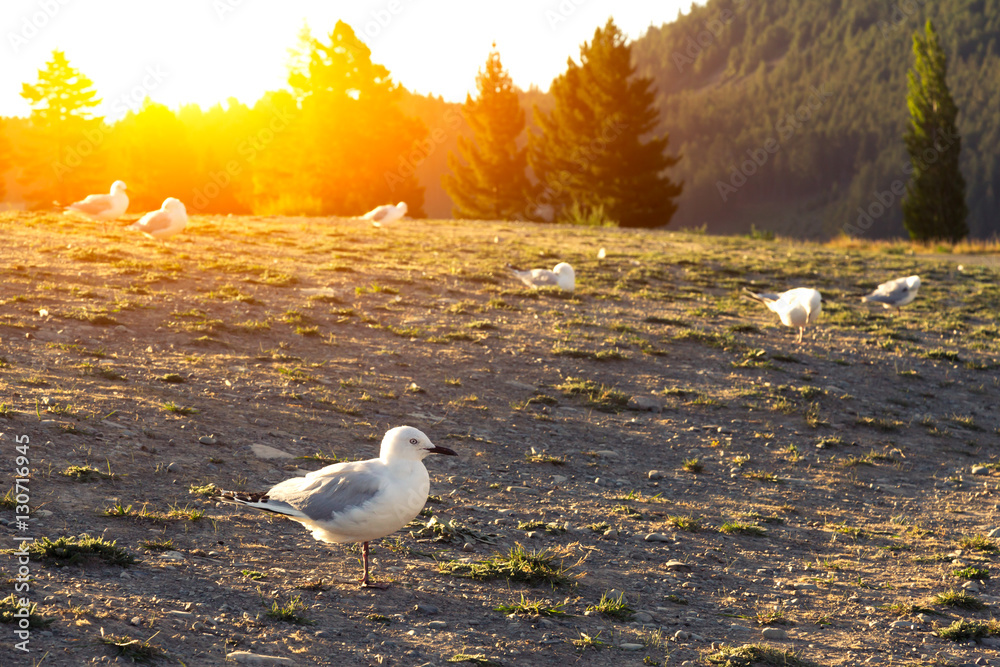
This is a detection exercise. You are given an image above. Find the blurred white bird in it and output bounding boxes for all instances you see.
[128,197,188,240]
[743,287,822,344]
[861,275,921,311]
[215,426,456,588]
[363,202,407,227]
[64,180,129,223]
[507,262,575,291]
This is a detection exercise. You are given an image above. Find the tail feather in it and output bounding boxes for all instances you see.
[215,488,305,519]
[741,287,772,304]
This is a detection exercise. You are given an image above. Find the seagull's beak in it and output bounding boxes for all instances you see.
[427,445,457,456]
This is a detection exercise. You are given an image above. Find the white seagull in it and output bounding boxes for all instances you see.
[362,202,407,227]
[127,197,188,240]
[507,262,575,292]
[861,275,921,311]
[64,180,129,223]
[216,426,456,588]
[743,287,823,344]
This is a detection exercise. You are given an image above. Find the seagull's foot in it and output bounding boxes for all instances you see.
[359,579,390,590]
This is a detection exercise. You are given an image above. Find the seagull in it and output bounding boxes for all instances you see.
[64,180,129,224]
[362,202,407,227]
[861,275,921,311]
[507,262,575,291]
[742,287,822,344]
[127,197,188,240]
[215,426,456,588]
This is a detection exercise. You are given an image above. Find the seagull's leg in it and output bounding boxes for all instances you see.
[359,541,389,589]
[797,327,804,345]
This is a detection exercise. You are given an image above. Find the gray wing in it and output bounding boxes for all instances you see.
[68,196,111,215]
[137,210,173,233]
[266,466,384,522]
[742,288,779,303]
[371,207,390,222]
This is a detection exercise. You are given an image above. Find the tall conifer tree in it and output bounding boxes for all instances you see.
[443,45,532,219]
[902,21,967,242]
[19,51,106,207]
[529,19,682,228]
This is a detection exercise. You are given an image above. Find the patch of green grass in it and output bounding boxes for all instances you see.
[295,451,340,465]
[264,596,314,625]
[166,504,205,521]
[241,570,267,580]
[494,593,567,617]
[29,535,135,567]
[571,632,607,652]
[719,522,767,537]
[959,535,998,552]
[554,377,629,412]
[139,538,174,551]
[188,482,218,497]
[157,373,185,384]
[855,415,903,432]
[447,654,503,666]
[952,566,989,580]
[0,593,54,628]
[61,465,115,482]
[439,543,572,586]
[161,402,198,415]
[588,522,610,533]
[586,591,634,620]
[667,516,702,532]
[516,520,567,535]
[355,283,399,295]
[98,632,167,664]
[524,451,565,465]
[77,362,126,381]
[743,470,781,484]
[922,348,961,362]
[411,517,495,544]
[937,618,1000,642]
[366,613,391,624]
[707,643,821,666]
[682,457,703,474]
[933,589,986,610]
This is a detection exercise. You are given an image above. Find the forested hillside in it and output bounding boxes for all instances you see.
[632,0,1000,238]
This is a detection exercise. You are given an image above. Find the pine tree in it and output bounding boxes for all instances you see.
[443,45,532,219]
[902,21,968,242]
[263,21,427,216]
[529,19,683,228]
[19,50,107,207]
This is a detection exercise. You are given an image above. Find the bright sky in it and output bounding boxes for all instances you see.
[2,0,697,120]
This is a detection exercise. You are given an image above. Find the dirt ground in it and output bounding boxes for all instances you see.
[0,211,998,667]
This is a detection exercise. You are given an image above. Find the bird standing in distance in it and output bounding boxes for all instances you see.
[128,197,188,240]
[362,202,407,227]
[861,275,921,312]
[64,180,129,226]
[742,287,823,344]
[507,262,575,291]
[215,426,456,588]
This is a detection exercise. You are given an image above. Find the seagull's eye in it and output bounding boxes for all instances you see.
[409,438,418,445]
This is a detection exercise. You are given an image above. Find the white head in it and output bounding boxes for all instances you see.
[379,425,456,463]
[162,197,186,213]
[553,262,575,291]
[905,275,921,291]
[397,202,408,214]
[111,180,127,194]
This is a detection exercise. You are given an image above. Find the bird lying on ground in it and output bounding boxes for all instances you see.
[507,262,575,291]
[742,287,823,344]
[128,197,188,240]
[362,202,407,227]
[215,426,456,588]
[64,180,129,224]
